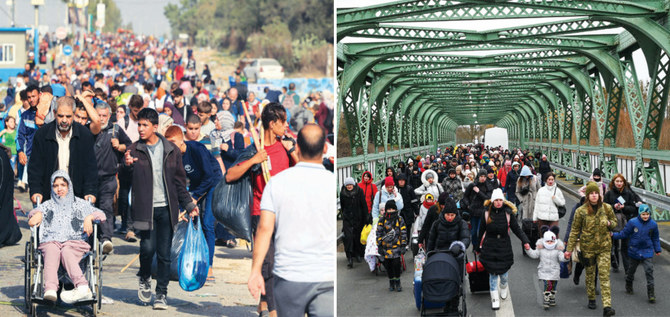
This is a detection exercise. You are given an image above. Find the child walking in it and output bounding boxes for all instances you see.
[376,200,408,292]
[612,204,661,303]
[27,170,106,303]
[526,228,569,309]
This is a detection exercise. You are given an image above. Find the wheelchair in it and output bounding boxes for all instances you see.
[24,214,105,316]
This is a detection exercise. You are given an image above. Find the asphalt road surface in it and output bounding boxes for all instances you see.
[337,190,670,316]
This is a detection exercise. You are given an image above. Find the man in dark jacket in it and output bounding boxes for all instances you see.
[396,173,418,237]
[340,177,368,268]
[28,96,98,205]
[463,170,493,247]
[538,154,552,186]
[504,162,521,205]
[124,108,198,310]
[93,101,132,254]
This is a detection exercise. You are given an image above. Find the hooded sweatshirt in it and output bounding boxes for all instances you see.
[29,170,106,244]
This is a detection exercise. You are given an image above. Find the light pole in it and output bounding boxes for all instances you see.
[31,0,44,63]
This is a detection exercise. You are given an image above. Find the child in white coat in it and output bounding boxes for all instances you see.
[526,230,569,309]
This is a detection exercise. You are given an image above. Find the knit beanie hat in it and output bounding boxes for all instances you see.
[491,188,505,201]
[542,231,557,250]
[639,204,651,215]
[344,177,356,186]
[385,199,397,212]
[592,168,602,177]
[584,181,600,197]
[384,176,395,187]
[426,172,434,180]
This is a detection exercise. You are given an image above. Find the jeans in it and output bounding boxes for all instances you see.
[138,206,173,296]
[117,171,132,232]
[470,216,481,247]
[626,257,654,287]
[489,272,508,291]
[199,190,216,266]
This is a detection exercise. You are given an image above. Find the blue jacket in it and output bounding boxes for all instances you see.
[182,141,222,199]
[612,216,661,260]
[17,108,38,156]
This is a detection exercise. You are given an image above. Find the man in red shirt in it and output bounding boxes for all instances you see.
[225,102,298,317]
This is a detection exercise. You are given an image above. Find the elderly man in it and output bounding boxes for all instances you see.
[28,96,99,205]
[248,124,334,317]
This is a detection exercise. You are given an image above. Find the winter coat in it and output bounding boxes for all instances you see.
[516,175,540,219]
[566,203,617,256]
[612,215,661,260]
[358,171,378,214]
[486,177,500,190]
[462,181,493,218]
[28,121,99,201]
[124,134,197,231]
[504,169,520,201]
[578,178,607,198]
[414,170,444,199]
[533,184,566,222]
[442,176,464,201]
[371,187,404,220]
[340,184,368,228]
[476,200,529,275]
[461,177,473,190]
[538,160,551,181]
[526,239,568,281]
[376,212,407,259]
[397,182,418,226]
[426,210,470,252]
[415,203,438,241]
[604,186,641,220]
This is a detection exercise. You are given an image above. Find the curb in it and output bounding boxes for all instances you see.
[556,180,670,252]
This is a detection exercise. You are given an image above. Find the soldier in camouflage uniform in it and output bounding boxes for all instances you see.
[566,182,617,316]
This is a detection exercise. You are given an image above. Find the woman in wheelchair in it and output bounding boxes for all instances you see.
[27,170,106,304]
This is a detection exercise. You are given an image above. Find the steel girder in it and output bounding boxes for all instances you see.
[338,1,670,197]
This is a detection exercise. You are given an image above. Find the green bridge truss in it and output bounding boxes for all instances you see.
[337,1,670,206]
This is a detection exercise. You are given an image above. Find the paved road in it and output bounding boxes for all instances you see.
[0,190,258,316]
[337,184,670,316]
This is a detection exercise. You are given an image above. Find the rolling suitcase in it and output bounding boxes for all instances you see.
[466,253,489,293]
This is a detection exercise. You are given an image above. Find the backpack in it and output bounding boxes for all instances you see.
[282,92,297,109]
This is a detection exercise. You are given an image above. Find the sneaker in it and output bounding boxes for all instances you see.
[125,231,137,243]
[588,300,597,310]
[102,240,113,254]
[153,294,168,310]
[43,289,57,302]
[138,277,152,303]
[500,283,508,300]
[61,285,93,304]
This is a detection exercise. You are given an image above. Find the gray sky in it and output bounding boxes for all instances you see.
[0,0,178,37]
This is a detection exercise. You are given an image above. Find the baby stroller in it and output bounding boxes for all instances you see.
[420,250,466,316]
[24,200,105,317]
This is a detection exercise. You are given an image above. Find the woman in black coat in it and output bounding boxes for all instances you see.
[603,173,642,273]
[475,188,530,310]
[340,177,369,268]
[426,201,470,253]
[463,170,494,246]
[0,145,22,247]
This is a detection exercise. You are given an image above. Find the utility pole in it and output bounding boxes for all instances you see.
[31,0,44,63]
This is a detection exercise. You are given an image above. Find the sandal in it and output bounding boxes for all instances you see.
[207,275,216,282]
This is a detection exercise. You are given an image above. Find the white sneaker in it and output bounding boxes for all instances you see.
[491,289,500,310]
[43,290,57,302]
[102,240,113,254]
[500,283,508,300]
[61,285,93,304]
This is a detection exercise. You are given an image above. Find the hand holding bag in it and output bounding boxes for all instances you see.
[554,187,567,218]
[360,224,372,245]
[178,217,210,291]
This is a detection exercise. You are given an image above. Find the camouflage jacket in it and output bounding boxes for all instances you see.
[567,202,617,255]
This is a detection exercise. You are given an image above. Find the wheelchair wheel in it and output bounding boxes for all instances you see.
[24,241,35,313]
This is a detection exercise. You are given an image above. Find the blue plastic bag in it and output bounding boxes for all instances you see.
[178,217,210,291]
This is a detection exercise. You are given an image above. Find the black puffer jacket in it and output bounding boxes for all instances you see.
[397,173,418,224]
[340,184,368,228]
[426,208,470,252]
[604,185,641,220]
[476,200,529,275]
[463,178,493,218]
